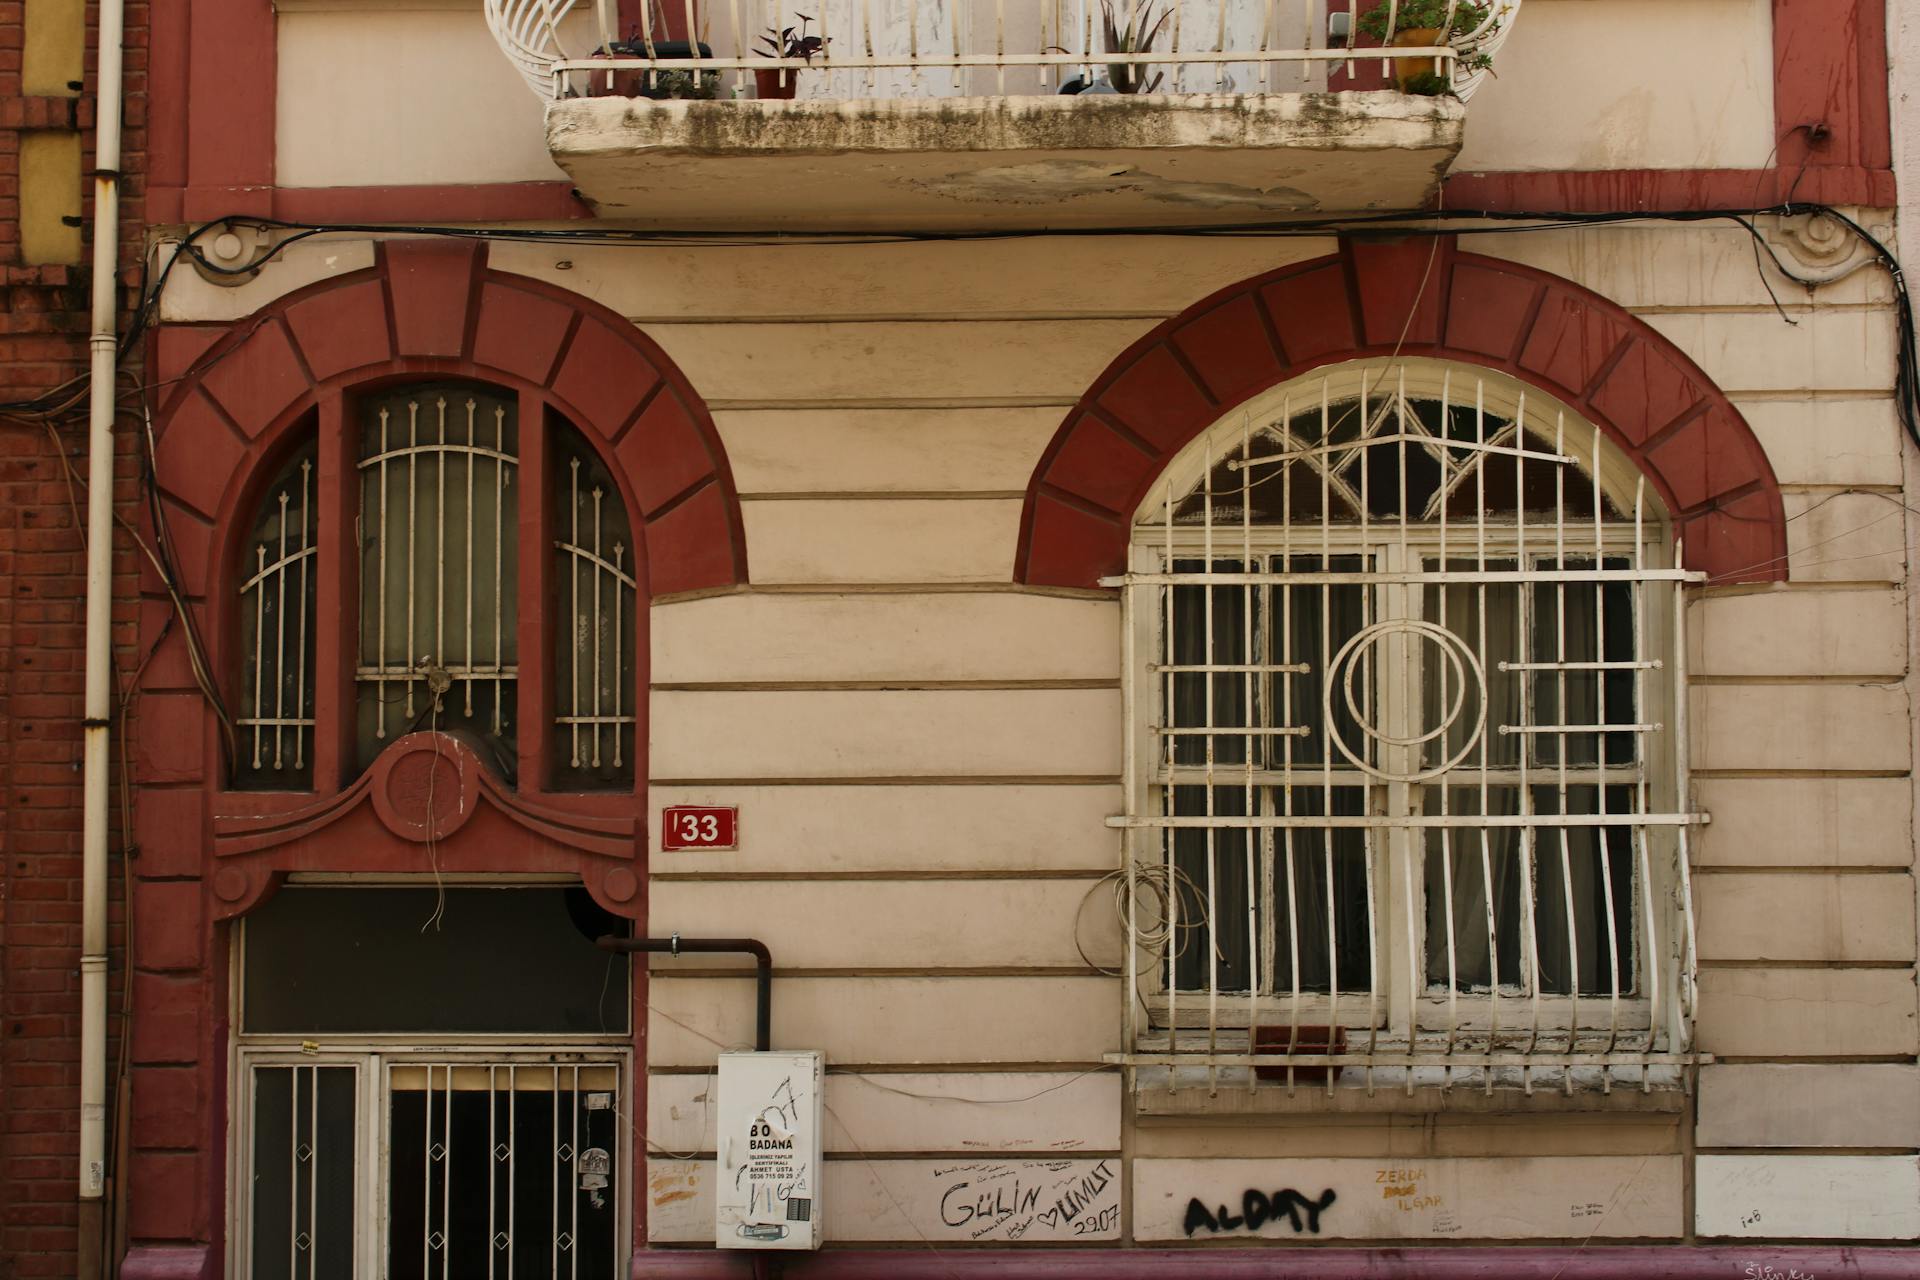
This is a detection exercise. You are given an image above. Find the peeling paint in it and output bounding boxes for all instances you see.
[903,159,1316,211]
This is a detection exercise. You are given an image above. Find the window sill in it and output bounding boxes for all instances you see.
[1133,1074,1688,1118]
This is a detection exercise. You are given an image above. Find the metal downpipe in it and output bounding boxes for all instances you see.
[79,0,127,1241]
[597,934,773,1051]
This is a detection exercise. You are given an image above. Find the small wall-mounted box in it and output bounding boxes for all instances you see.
[715,1051,824,1250]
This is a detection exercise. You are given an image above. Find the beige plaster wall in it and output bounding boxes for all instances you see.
[1454,0,1776,173]
[156,217,1914,1244]
[267,0,1774,189]
[275,5,568,187]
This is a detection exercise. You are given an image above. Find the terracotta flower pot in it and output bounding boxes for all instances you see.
[1390,26,1446,91]
[1252,1024,1348,1084]
[754,68,798,99]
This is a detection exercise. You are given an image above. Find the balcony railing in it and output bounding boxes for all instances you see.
[487,0,1518,104]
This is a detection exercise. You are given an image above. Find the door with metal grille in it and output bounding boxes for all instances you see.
[238,1053,627,1279]
[234,886,634,1276]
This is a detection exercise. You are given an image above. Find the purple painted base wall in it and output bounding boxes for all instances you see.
[632,1246,1920,1280]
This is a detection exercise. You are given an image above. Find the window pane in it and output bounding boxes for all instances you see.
[243,887,629,1034]
[1422,787,1525,991]
[1167,560,1255,767]
[356,385,519,774]
[237,440,319,789]
[386,1071,619,1280]
[1530,558,1638,766]
[249,1066,356,1279]
[552,427,638,791]
[1530,785,1637,996]
[1424,785,1635,995]
[1267,787,1373,994]
[1169,785,1254,992]
[1168,786,1374,995]
[1422,561,1521,772]
[1271,554,1367,770]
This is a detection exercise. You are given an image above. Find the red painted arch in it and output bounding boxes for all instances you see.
[1016,237,1787,588]
[152,238,748,598]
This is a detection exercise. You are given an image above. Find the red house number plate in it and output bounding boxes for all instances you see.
[661,806,738,851]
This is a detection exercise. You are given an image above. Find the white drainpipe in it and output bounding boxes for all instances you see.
[80,0,127,1223]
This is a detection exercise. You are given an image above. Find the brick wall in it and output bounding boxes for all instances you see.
[0,0,147,1270]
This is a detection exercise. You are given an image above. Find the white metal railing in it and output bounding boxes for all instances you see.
[1104,361,1702,1096]
[487,0,1518,104]
[357,390,519,748]
[239,450,317,781]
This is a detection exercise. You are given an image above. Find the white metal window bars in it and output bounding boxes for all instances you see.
[554,439,638,787]
[487,0,1519,103]
[235,1051,629,1279]
[1107,360,1703,1096]
[238,443,319,785]
[357,388,519,762]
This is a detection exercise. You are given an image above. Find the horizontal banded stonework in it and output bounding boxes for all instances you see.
[150,239,747,597]
[1017,236,1787,589]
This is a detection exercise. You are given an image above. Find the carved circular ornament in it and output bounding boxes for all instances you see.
[369,733,483,843]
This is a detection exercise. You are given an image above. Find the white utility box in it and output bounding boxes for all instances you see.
[715,1050,824,1250]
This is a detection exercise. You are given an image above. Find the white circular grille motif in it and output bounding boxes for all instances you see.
[1323,619,1487,783]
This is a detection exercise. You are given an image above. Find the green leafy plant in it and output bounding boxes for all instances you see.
[1100,0,1171,94]
[647,68,722,99]
[1354,0,1494,41]
[1355,1,1499,84]
[757,13,829,61]
[1399,69,1453,96]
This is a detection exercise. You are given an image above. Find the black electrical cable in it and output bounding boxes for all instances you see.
[120,200,1920,454]
[12,199,1920,475]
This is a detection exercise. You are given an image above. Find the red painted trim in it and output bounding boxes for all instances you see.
[622,1248,1920,1279]
[182,0,275,208]
[1015,239,1787,590]
[517,391,553,786]
[1451,0,1893,214]
[271,182,596,224]
[1442,165,1897,214]
[1773,0,1890,174]
[121,1246,213,1280]
[313,393,354,794]
[147,0,190,198]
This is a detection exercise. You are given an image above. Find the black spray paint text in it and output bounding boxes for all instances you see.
[1183,1187,1338,1237]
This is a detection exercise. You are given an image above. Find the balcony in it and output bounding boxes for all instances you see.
[488,2,1518,228]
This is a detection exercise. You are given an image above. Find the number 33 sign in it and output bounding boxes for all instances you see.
[661,806,738,851]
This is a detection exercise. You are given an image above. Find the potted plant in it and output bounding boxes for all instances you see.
[594,34,719,99]
[1099,0,1171,94]
[1355,0,1499,95]
[755,13,828,100]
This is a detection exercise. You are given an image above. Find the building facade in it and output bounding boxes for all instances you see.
[4,0,1919,1276]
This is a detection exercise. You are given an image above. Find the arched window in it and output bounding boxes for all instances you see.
[235,439,320,789]
[1119,359,1701,1087]
[355,384,521,767]
[229,381,640,793]
[552,429,639,790]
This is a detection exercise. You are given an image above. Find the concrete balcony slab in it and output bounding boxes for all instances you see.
[545,91,1464,229]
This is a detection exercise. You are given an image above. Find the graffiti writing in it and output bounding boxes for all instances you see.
[1072,1205,1121,1235]
[1036,1161,1116,1231]
[931,1160,1117,1241]
[1183,1187,1338,1237]
[1375,1166,1442,1213]
[941,1173,1042,1229]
